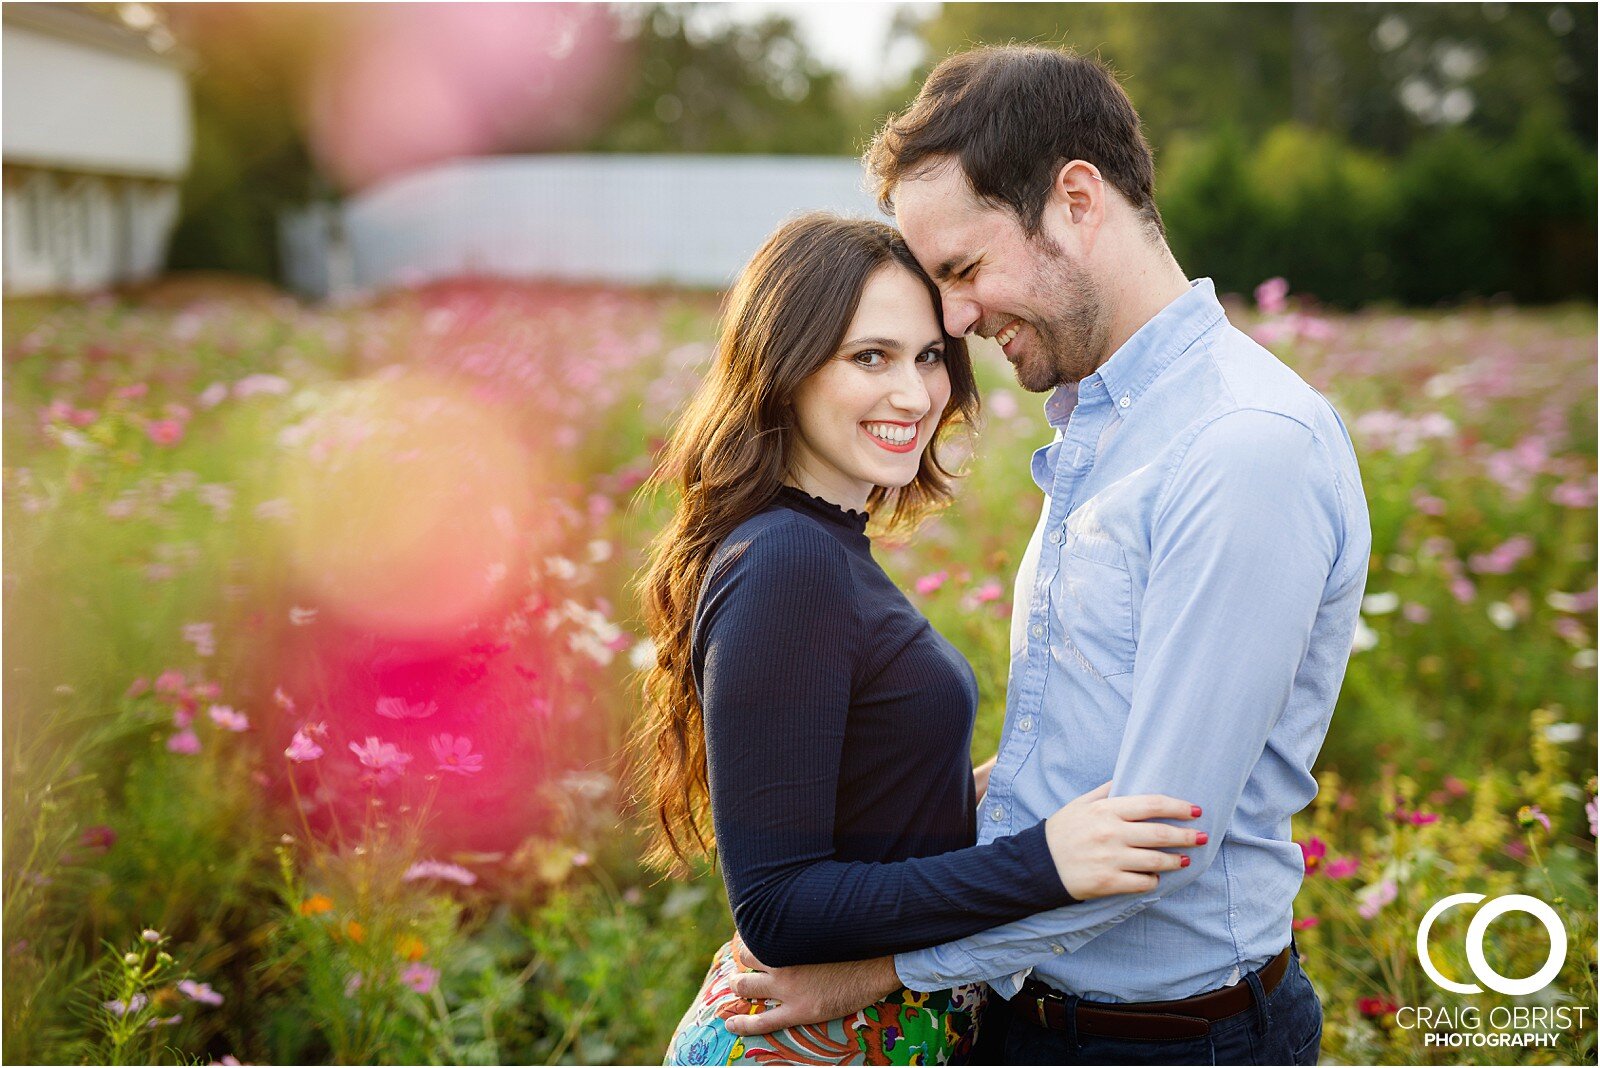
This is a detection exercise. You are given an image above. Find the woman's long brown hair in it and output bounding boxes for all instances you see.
[632,212,978,873]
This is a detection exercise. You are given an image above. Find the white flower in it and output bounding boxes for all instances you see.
[403,860,476,886]
[1541,721,1584,745]
[1361,592,1400,615]
[1350,619,1379,653]
[1486,602,1517,630]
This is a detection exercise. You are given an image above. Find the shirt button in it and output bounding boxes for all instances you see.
[1048,529,1063,545]
[1019,717,1034,732]
[1051,943,1065,955]
[1029,623,1045,639]
[1119,394,1131,409]
[989,804,1004,821]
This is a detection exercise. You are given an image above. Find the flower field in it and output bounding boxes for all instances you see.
[3,277,1595,1065]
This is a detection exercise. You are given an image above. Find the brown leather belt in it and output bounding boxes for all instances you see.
[1018,946,1292,1042]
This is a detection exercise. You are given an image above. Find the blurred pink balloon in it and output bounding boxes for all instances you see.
[308,3,631,190]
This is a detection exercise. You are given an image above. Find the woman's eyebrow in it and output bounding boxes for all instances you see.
[840,336,946,351]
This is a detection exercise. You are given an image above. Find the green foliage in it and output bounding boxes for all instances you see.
[590,6,855,155]
[1158,115,1595,306]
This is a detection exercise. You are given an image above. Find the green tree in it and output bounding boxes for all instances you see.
[588,5,856,155]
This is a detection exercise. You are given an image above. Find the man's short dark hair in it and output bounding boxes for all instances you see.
[867,45,1164,239]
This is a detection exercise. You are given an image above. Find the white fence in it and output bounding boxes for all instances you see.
[283,155,885,298]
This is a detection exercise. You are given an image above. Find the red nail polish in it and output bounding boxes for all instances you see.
[1191,805,1203,818]
[1196,832,1209,846]
[1180,855,1191,867]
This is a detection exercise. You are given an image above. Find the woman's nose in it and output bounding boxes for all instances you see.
[887,361,930,416]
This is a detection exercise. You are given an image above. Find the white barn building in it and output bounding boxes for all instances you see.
[2,3,191,295]
[282,155,881,299]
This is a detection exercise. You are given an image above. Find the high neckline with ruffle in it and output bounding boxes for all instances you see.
[775,485,870,534]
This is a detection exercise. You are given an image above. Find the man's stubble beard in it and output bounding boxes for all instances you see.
[1014,240,1109,394]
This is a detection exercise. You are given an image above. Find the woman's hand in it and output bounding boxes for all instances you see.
[1044,781,1206,900]
[973,755,997,802]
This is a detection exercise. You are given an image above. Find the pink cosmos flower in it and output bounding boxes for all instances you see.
[1255,277,1290,315]
[208,705,250,732]
[147,1014,183,1028]
[1551,480,1597,508]
[80,825,117,852]
[915,570,949,596]
[973,580,1004,604]
[1587,799,1597,838]
[273,687,295,712]
[284,730,324,763]
[105,994,148,1016]
[1292,915,1320,931]
[125,677,150,698]
[429,734,484,775]
[375,696,437,721]
[154,670,187,695]
[400,962,439,994]
[167,729,201,755]
[234,373,291,399]
[402,860,477,886]
[1357,879,1398,919]
[349,736,412,777]
[1323,857,1359,880]
[177,979,224,1006]
[1467,535,1534,575]
[988,390,1020,420]
[1402,603,1431,624]
[1412,493,1447,516]
[1298,836,1327,874]
[182,622,216,657]
[197,382,229,409]
[146,419,185,446]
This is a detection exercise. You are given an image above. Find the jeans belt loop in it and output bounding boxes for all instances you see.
[1243,964,1272,1036]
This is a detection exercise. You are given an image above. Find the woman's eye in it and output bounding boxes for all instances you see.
[917,348,946,365]
[853,350,886,367]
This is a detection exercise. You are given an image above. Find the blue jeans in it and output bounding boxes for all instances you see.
[986,951,1323,1066]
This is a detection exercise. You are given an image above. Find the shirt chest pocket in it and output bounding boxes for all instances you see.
[1051,532,1137,679]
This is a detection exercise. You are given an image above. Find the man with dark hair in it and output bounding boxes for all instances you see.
[722,45,1370,1064]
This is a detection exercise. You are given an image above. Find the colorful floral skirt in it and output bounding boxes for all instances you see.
[663,939,984,1066]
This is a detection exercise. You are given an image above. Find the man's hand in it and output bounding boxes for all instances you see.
[722,939,901,1037]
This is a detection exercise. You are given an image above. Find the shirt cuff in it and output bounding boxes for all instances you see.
[893,943,983,993]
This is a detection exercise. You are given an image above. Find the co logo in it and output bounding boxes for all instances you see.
[1417,893,1567,996]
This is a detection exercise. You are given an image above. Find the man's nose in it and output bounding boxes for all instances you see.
[942,294,980,339]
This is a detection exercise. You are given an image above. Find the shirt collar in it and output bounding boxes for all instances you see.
[1042,278,1224,425]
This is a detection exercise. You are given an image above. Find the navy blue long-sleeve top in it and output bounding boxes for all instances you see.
[692,486,1074,968]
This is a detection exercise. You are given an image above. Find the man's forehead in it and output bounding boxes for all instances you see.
[893,164,987,255]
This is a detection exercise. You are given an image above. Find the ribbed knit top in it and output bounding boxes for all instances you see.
[692,485,1074,969]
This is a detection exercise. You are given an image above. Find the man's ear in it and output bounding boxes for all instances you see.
[1050,159,1106,248]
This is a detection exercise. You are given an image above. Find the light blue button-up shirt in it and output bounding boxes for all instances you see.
[894,279,1370,1003]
